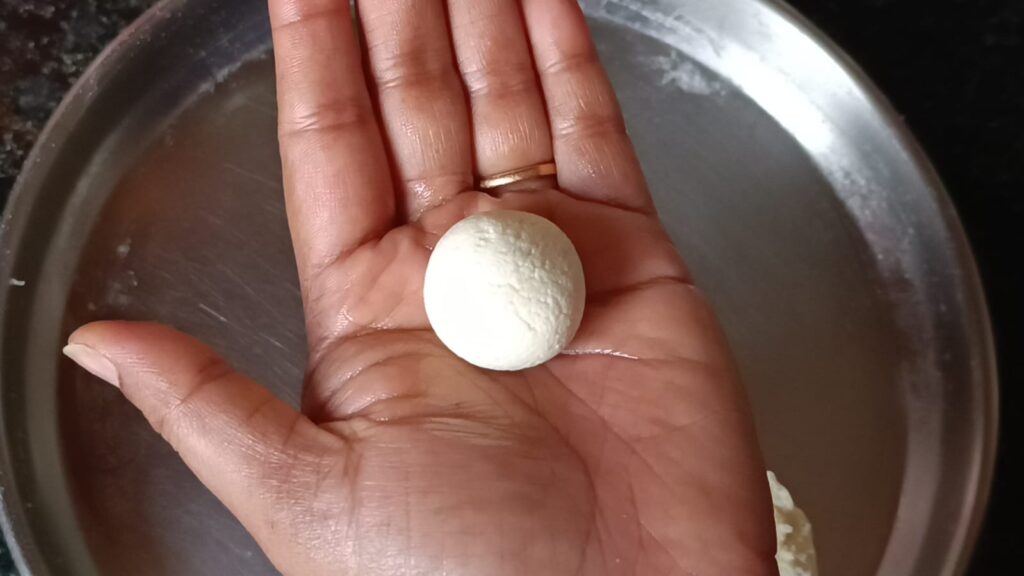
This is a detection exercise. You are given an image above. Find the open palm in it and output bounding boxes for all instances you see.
[65,0,777,574]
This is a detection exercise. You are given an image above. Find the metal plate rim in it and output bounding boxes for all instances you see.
[0,2,195,573]
[764,2,999,572]
[0,0,999,575]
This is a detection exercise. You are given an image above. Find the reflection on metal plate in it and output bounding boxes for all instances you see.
[0,0,996,575]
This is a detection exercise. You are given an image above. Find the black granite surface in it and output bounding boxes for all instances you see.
[1,0,1021,574]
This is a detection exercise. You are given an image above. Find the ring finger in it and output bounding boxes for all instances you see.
[447,0,554,187]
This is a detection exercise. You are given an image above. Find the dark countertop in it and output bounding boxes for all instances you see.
[1,0,1021,574]
[1,0,155,199]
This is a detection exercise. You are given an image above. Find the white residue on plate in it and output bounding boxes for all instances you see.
[116,237,132,259]
[649,53,726,96]
[8,278,26,287]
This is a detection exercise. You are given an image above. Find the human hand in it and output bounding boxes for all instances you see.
[63,0,778,574]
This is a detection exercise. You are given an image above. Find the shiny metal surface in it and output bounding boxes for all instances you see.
[0,0,997,575]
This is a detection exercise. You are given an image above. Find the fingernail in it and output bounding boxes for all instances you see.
[63,344,120,388]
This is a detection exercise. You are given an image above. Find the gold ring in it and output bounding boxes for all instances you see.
[478,162,557,190]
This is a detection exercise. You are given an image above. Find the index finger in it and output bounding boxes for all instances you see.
[270,0,395,283]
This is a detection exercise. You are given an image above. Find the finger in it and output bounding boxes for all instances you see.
[270,0,396,282]
[63,322,343,573]
[521,0,653,211]
[447,0,553,180]
[358,0,473,217]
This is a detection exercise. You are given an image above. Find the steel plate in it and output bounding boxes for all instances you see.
[0,0,997,575]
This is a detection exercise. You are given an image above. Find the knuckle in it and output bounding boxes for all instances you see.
[540,48,601,77]
[154,355,234,441]
[279,96,374,138]
[463,61,539,99]
[270,0,348,32]
[554,107,627,141]
[371,46,455,92]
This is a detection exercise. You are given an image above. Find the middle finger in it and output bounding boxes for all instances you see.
[359,0,473,218]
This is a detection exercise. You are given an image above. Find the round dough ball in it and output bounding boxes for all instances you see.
[424,210,586,371]
[768,472,819,576]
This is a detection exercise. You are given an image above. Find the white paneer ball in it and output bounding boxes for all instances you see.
[424,210,586,371]
[769,472,819,576]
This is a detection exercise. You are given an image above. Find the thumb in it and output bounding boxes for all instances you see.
[63,321,344,567]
